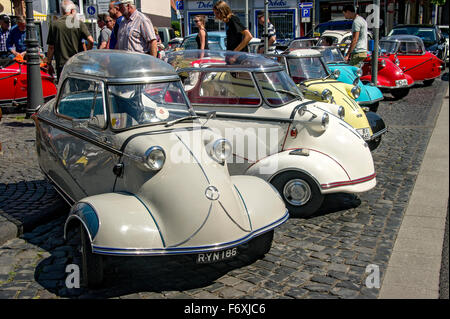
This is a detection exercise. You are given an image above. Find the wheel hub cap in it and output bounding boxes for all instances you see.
[283,179,311,206]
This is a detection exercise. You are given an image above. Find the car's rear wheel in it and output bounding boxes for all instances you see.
[423,79,435,86]
[391,88,410,99]
[271,171,324,218]
[367,136,382,151]
[246,230,274,258]
[80,225,104,288]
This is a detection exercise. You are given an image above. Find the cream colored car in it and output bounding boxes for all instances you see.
[32,51,288,287]
[167,50,377,219]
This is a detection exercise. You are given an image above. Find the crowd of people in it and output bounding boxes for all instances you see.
[0,0,368,80]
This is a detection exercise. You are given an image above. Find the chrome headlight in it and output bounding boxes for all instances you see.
[356,68,363,77]
[351,86,361,99]
[380,59,386,67]
[321,112,329,130]
[332,69,340,79]
[321,89,333,102]
[211,139,232,164]
[145,146,166,171]
[337,106,345,119]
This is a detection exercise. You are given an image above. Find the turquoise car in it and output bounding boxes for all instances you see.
[314,46,384,112]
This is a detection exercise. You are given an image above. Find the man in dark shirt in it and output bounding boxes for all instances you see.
[44,0,94,80]
[108,0,124,49]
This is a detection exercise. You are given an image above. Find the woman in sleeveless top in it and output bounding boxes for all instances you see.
[194,15,209,50]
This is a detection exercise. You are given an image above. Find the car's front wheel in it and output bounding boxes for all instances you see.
[271,171,324,218]
[368,102,379,113]
[80,225,104,288]
[391,88,410,99]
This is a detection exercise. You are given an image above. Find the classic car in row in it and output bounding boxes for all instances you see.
[0,56,57,110]
[379,35,445,86]
[312,46,384,112]
[388,24,447,62]
[32,51,289,287]
[266,49,386,151]
[167,50,377,218]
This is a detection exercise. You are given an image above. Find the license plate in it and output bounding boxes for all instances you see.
[357,128,371,141]
[196,247,238,264]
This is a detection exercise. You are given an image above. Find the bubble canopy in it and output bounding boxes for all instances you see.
[165,50,284,73]
[60,50,179,85]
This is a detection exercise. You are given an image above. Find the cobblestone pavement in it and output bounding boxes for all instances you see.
[0,77,447,299]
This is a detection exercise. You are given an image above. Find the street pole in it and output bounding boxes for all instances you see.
[245,0,249,30]
[372,0,380,86]
[24,0,44,118]
[312,0,315,33]
[264,0,268,54]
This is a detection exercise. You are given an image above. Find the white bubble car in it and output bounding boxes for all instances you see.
[31,51,288,287]
[167,50,377,219]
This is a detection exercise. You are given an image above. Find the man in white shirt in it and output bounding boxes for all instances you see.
[343,5,368,66]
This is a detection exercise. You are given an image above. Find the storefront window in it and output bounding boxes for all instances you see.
[255,10,295,41]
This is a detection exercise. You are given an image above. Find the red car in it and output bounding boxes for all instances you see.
[0,57,57,110]
[360,52,414,99]
[380,35,444,86]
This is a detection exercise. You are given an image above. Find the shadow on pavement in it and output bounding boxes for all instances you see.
[31,222,264,298]
[310,193,362,219]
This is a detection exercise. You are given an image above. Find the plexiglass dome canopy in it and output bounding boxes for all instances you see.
[60,50,179,85]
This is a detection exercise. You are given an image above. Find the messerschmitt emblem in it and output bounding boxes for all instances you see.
[205,186,220,201]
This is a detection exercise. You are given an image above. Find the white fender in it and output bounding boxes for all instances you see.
[244,149,351,194]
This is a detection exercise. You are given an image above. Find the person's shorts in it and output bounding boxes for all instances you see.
[350,52,367,66]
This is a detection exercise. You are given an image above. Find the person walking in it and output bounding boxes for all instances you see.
[194,15,208,50]
[115,0,158,57]
[342,5,368,66]
[44,0,94,80]
[6,15,26,59]
[256,12,276,54]
[97,13,113,49]
[0,15,10,59]
[108,0,124,49]
[213,0,252,52]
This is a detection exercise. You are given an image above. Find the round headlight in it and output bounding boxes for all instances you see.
[356,68,363,77]
[145,146,166,171]
[351,86,361,99]
[333,69,340,79]
[321,112,329,129]
[321,89,333,102]
[380,59,386,67]
[212,139,232,164]
[337,106,345,119]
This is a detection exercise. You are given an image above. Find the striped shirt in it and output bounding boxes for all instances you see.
[116,10,156,53]
[0,28,9,52]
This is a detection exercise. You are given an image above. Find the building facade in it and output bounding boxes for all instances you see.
[182,0,301,39]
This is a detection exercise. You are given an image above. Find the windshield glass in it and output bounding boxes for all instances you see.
[289,39,317,49]
[182,71,262,106]
[315,47,345,63]
[380,41,398,54]
[389,26,437,43]
[107,81,194,130]
[286,57,329,83]
[254,71,303,106]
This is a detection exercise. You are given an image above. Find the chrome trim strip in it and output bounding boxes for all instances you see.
[68,73,180,84]
[369,127,388,140]
[91,210,289,256]
[321,173,376,189]
[168,202,213,248]
[178,66,284,73]
[218,200,251,233]
[357,97,384,105]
